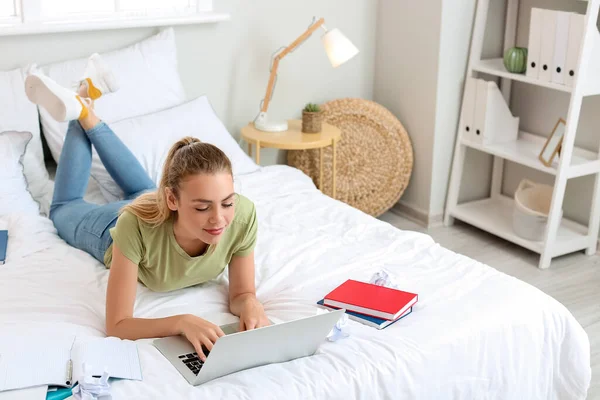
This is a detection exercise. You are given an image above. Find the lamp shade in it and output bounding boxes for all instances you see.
[321,28,359,68]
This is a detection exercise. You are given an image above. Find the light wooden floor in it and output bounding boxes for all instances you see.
[378,211,600,399]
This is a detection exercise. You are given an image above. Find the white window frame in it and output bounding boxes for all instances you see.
[0,0,229,36]
[0,0,21,25]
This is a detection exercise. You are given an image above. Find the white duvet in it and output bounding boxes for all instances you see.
[0,166,591,399]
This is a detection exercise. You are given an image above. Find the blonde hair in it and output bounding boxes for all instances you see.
[121,137,233,226]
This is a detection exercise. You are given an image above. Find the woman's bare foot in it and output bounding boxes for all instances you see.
[77,82,89,98]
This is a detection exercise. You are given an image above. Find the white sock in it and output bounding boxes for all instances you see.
[79,53,119,100]
[24,72,88,122]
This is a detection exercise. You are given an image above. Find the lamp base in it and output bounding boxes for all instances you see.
[254,112,288,132]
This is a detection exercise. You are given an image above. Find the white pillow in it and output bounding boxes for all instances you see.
[39,27,186,167]
[0,131,41,216]
[90,96,259,202]
[0,67,52,215]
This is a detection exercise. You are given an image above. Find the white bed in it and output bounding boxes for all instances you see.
[0,165,591,399]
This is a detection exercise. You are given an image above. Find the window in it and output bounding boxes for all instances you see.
[41,0,198,18]
[119,0,192,11]
[42,0,113,17]
[0,0,225,35]
[0,0,16,18]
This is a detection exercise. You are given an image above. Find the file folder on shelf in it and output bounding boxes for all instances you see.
[472,79,488,144]
[459,77,477,143]
[551,11,571,85]
[526,8,543,80]
[539,9,557,82]
[565,13,585,87]
[466,79,519,146]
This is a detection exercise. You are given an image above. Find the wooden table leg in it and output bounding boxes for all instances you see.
[247,141,252,158]
[332,139,337,199]
[255,141,261,165]
[319,147,324,190]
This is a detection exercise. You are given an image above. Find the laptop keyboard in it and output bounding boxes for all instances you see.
[178,350,209,375]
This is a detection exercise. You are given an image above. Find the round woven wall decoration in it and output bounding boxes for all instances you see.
[287,98,413,217]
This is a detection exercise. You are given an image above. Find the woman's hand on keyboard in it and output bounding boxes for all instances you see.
[238,297,270,331]
[177,314,225,361]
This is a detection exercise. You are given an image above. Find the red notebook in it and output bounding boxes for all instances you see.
[324,279,418,320]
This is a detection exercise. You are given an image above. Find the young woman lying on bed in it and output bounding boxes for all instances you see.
[24,55,269,360]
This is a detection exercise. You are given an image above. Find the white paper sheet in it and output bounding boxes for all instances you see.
[71,337,142,382]
[0,335,74,391]
[0,334,141,392]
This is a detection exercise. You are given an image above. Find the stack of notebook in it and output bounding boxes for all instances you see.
[0,230,7,265]
[317,279,418,329]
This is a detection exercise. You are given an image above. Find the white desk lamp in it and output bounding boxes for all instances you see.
[254,18,359,132]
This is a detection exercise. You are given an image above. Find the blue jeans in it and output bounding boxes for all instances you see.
[49,120,156,263]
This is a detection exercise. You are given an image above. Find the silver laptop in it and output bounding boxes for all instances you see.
[153,309,345,385]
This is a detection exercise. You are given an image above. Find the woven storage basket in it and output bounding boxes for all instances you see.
[288,98,413,217]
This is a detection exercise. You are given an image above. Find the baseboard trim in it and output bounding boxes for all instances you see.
[390,202,443,228]
[428,212,444,228]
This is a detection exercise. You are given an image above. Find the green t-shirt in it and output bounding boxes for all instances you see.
[103,194,257,292]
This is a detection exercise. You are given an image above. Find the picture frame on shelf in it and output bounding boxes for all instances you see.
[539,118,566,167]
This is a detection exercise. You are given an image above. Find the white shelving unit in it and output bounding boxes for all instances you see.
[444,0,600,269]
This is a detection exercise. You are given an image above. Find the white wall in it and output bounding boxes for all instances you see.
[374,0,443,218]
[0,0,377,166]
[375,0,498,222]
[429,0,478,219]
[432,0,510,219]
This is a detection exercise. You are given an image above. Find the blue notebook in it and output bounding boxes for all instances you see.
[0,230,7,265]
[317,299,412,330]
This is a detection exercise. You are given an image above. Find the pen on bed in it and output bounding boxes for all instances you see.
[66,359,73,386]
